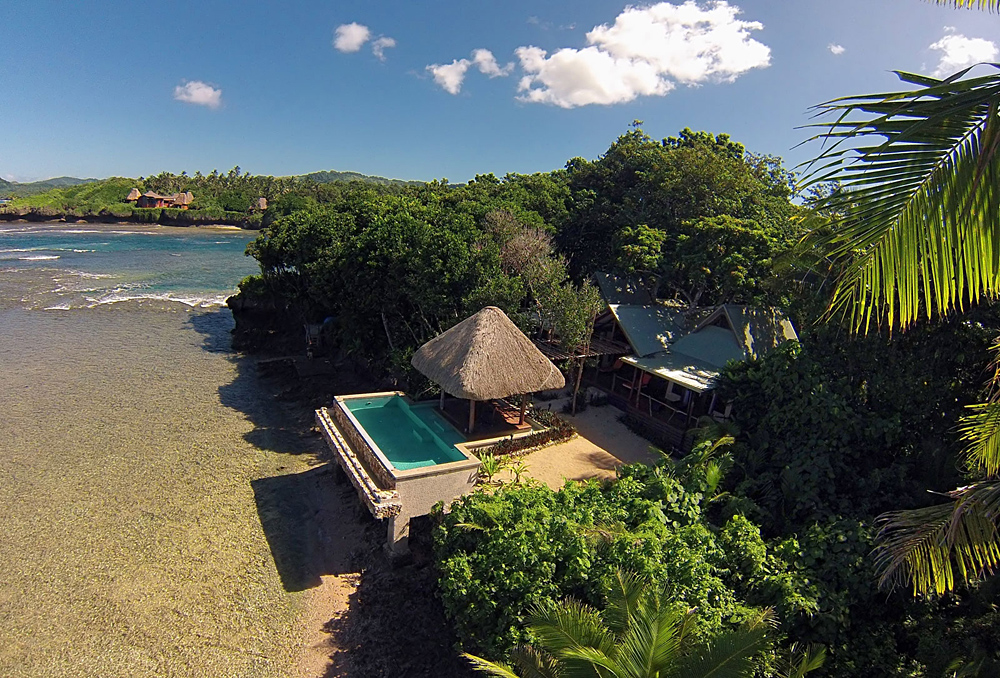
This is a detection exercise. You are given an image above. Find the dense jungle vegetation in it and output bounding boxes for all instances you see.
[230,124,1000,676]
[0,167,415,225]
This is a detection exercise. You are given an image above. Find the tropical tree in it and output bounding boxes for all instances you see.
[800,0,1000,594]
[463,570,824,678]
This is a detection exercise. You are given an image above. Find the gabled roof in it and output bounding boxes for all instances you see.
[622,353,719,393]
[608,304,688,357]
[695,304,798,360]
[615,303,798,391]
[670,325,746,368]
[594,272,653,306]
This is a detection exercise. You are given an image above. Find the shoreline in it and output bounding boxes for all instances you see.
[0,211,260,230]
[0,218,258,231]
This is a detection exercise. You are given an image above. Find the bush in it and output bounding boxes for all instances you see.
[433,464,809,662]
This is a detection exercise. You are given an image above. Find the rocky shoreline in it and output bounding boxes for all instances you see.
[0,206,259,229]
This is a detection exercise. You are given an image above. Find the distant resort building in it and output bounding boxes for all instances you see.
[544,273,798,449]
[127,189,193,209]
[256,197,268,211]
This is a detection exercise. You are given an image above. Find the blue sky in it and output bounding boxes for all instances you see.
[3,0,1000,183]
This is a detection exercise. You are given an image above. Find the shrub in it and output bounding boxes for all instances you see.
[433,465,807,662]
[480,409,576,457]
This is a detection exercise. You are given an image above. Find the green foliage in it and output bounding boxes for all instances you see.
[557,126,800,306]
[465,570,790,678]
[482,412,576,457]
[433,463,810,663]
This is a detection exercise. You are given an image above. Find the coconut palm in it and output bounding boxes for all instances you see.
[463,570,824,678]
[800,1,1000,594]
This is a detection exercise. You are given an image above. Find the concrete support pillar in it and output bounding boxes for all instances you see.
[387,513,410,554]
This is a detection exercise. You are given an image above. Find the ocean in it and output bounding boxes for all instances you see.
[0,223,339,677]
[0,222,260,310]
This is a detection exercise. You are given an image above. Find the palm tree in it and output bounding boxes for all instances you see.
[463,571,824,678]
[800,0,1000,594]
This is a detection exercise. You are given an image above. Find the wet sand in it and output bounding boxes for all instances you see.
[0,304,360,677]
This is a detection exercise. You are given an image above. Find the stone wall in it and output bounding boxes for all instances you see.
[329,399,396,490]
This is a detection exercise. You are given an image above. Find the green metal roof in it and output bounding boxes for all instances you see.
[670,325,746,368]
[621,353,720,393]
[594,272,653,305]
[609,304,688,357]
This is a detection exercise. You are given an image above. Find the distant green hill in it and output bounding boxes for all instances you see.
[1,176,98,197]
[297,170,423,187]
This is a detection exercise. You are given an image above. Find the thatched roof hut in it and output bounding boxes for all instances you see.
[257,197,268,211]
[126,188,141,202]
[412,306,565,401]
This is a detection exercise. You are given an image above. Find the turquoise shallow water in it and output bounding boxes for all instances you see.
[345,395,466,469]
[0,222,259,309]
[0,224,322,676]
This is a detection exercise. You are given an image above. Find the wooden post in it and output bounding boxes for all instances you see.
[518,393,528,425]
[468,399,476,434]
[635,370,646,408]
[440,388,446,411]
[571,356,585,415]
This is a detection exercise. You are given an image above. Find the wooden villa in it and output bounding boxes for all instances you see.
[128,190,194,209]
[583,273,798,448]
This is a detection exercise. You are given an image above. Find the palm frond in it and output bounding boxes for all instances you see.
[782,644,827,678]
[601,570,646,636]
[930,0,1000,10]
[528,599,617,658]
[959,402,1000,475]
[611,605,688,678]
[874,481,1000,594]
[799,67,1000,333]
[464,653,524,678]
[671,624,772,678]
[509,646,565,678]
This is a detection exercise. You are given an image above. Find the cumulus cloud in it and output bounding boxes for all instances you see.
[428,60,471,94]
[372,36,396,61]
[173,80,222,109]
[930,32,997,77]
[516,1,770,108]
[428,49,513,94]
[829,43,845,55]
[334,22,371,52]
[472,49,514,77]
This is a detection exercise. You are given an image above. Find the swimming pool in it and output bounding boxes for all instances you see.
[343,394,467,470]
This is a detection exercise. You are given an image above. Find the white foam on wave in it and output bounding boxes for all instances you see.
[43,303,72,311]
[19,255,60,261]
[85,292,230,309]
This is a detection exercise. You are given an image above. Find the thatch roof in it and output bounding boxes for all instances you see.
[126,188,141,201]
[174,192,194,206]
[257,197,268,210]
[412,306,565,400]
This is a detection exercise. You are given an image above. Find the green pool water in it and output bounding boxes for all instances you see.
[344,395,467,470]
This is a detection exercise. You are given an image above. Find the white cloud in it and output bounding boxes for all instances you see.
[930,32,997,77]
[516,1,770,108]
[428,49,513,94]
[372,36,396,61]
[471,49,514,78]
[334,23,371,52]
[173,80,222,109]
[516,46,673,107]
[829,43,845,55]
[428,60,472,94]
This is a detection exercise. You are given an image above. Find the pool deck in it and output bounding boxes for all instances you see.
[518,396,659,489]
[437,397,533,440]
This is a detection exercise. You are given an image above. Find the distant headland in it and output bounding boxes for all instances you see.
[0,168,424,228]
